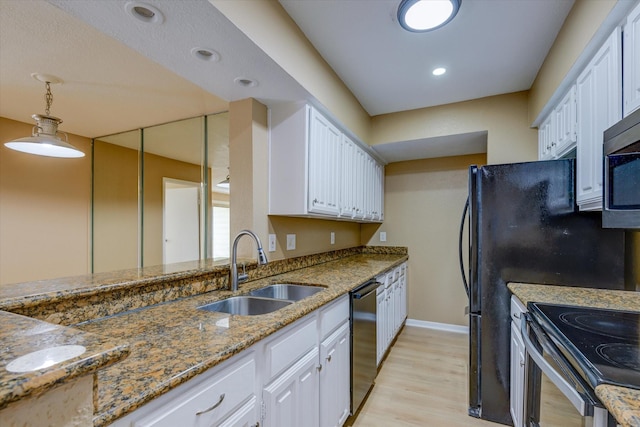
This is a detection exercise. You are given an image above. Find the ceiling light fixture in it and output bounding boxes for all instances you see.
[398,0,461,32]
[125,2,164,24]
[234,77,258,88]
[191,47,220,62]
[4,76,85,158]
[432,67,447,76]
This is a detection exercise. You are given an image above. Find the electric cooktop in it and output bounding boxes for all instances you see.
[528,302,640,390]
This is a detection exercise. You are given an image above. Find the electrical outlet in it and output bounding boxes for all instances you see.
[286,234,296,250]
[330,232,335,245]
[268,234,276,252]
[380,231,387,242]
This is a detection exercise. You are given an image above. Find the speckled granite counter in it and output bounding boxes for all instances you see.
[0,248,407,426]
[508,283,640,427]
[0,311,129,410]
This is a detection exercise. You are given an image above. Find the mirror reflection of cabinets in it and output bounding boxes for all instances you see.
[92,112,230,273]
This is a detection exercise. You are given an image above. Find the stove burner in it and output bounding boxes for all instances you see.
[559,312,640,341]
[596,343,640,372]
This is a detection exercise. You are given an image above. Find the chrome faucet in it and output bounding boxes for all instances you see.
[230,230,268,291]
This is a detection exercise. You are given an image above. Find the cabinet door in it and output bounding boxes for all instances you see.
[537,115,555,160]
[339,135,356,218]
[353,146,366,220]
[554,85,577,157]
[263,348,320,427]
[624,1,640,116]
[510,321,525,427]
[376,286,386,366]
[576,27,622,211]
[319,322,350,427]
[308,108,341,216]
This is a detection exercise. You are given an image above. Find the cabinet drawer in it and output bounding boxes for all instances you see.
[510,295,527,323]
[133,355,255,427]
[320,295,349,339]
[264,316,317,381]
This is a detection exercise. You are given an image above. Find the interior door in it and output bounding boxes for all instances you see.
[163,178,200,264]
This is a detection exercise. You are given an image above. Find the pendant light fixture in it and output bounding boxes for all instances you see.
[4,76,85,158]
[398,0,461,33]
[216,174,230,189]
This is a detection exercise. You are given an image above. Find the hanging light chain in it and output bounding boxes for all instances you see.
[44,82,53,116]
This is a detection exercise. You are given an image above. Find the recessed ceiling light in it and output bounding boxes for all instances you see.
[191,47,220,62]
[432,67,447,76]
[125,2,165,24]
[234,77,258,88]
[398,0,461,32]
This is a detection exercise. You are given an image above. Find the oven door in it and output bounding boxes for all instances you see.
[520,315,614,427]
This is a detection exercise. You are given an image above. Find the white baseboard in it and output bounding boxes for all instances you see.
[405,318,468,334]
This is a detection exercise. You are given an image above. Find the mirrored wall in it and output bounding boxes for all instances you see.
[92,112,229,273]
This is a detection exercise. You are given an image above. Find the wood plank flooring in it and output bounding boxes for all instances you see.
[349,326,501,427]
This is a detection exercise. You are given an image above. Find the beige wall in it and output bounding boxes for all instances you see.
[529,0,617,122]
[211,0,371,144]
[363,154,486,326]
[371,91,538,165]
[0,117,91,285]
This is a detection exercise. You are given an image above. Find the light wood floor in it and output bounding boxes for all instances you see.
[349,326,501,427]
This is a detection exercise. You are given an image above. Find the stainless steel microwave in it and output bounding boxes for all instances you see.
[603,108,640,229]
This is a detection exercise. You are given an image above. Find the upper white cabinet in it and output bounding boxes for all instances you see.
[624,1,640,116]
[538,86,577,161]
[576,27,622,211]
[270,104,384,223]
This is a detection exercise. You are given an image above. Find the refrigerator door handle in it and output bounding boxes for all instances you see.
[459,196,470,298]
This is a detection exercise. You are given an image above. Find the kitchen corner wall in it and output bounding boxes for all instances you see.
[0,117,92,285]
[363,154,486,327]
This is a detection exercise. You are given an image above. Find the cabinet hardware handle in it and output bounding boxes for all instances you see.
[313,198,318,204]
[513,312,521,319]
[195,393,225,415]
[317,364,323,372]
[326,355,332,363]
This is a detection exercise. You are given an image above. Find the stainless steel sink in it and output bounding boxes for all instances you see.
[198,296,292,316]
[249,284,324,301]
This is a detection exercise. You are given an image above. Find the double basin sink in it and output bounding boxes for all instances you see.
[198,284,324,316]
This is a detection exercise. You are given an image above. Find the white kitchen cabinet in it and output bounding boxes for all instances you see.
[538,114,555,160]
[576,27,622,211]
[554,85,577,158]
[269,103,383,223]
[510,296,527,427]
[119,353,258,427]
[624,1,640,117]
[375,263,408,367]
[308,107,341,216]
[319,322,350,427]
[263,347,320,427]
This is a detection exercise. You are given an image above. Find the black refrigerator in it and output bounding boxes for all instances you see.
[460,159,627,425]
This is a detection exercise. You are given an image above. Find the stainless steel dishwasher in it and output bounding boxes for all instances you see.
[350,279,381,415]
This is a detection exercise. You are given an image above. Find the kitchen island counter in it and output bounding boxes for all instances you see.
[508,283,640,427]
[0,249,407,426]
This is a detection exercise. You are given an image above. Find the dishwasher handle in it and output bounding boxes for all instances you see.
[352,280,381,299]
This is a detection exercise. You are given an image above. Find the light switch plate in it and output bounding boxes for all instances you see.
[268,234,276,252]
[330,232,335,245]
[286,234,296,250]
[380,231,387,242]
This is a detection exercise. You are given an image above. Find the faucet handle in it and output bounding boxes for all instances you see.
[238,263,248,283]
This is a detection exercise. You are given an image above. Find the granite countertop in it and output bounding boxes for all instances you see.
[508,283,640,427]
[0,311,129,410]
[0,251,406,426]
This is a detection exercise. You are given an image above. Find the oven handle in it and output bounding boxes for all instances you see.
[520,314,598,416]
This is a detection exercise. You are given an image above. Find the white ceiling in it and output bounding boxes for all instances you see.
[279,0,575,116]
[0,0,575,163]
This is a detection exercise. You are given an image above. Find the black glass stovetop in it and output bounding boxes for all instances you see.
[529,302,640,390]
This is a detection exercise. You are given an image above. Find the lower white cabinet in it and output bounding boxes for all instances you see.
[262,348,320,427]
[112,295,350,427]
[510,296,527,427]
[376,263,408,367]
[319,322,350,427]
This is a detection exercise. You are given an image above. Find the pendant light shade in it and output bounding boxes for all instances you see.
[4,80,85,158]
[216,174,230,189]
